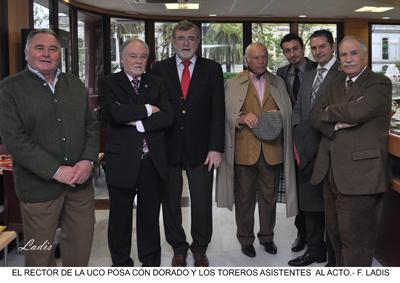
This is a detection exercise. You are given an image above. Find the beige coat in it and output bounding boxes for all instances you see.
[216,71,298,217]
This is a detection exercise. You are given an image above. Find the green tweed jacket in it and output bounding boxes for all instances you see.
[0,69,99,203]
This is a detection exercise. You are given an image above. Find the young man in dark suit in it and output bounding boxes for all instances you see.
[151,20,225,267]
[98,38,173,267]
[311,36,392,266]
[277,33,317,253]
[289,29,340,267]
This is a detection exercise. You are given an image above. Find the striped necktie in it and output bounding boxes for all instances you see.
[310,67,326,106]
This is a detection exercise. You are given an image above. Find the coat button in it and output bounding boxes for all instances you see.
[61,137,66,142]
[182,110,186,114]
[54,99,58,103]
[58,118,62,122]
[64,157,68,161]
[180,126,184,130]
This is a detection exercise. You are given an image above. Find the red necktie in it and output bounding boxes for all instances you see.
[181,60,191,99]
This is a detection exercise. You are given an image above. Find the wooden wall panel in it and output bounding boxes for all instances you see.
[8,0,29,75]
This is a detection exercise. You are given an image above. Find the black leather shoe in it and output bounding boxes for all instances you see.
[193,253,209,267]
[241,245,256,258]
[172,255,187,267]
[291,235,306,252]
[288,251,326,267]
[263,242,277,254]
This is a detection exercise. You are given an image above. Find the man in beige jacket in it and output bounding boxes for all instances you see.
[217,42,297,258]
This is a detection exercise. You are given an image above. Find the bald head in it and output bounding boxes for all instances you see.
[244,43,268,76]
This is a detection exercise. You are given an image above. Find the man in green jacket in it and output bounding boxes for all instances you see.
[0,29,99,266]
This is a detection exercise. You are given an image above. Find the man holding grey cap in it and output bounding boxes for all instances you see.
[217,42,297,258]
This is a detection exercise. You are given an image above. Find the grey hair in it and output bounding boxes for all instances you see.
[339,36,367,54]
[244,42,268,67]
[120,38,149,57]
[25,29,59,50]
[172,20,200,39]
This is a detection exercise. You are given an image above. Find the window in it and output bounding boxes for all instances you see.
[154,22,177,61]
[252,23,290,72]
[33,0,50,29]
[298,23,337,59]
[110,18,145,73]
[371,24,400,121]
[202,23,243,77]
[382,38,389,60]
[58,1,71,73]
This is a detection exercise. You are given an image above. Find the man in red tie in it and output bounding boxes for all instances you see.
[152,21,225,267]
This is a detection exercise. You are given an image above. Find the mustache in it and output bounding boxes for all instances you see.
[342,62,357,67]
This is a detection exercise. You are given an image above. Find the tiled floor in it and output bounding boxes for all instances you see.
[0,170,380,267]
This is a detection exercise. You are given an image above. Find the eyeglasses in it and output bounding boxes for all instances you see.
[175,36,199,43]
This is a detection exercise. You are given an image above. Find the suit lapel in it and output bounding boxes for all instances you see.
[311,60,340,108]
[116,71,137,100]
[185,57,202,102]
[346,68,370,101]
[304,68,317,110]
[138,73,151,103]
[168,56,184,102]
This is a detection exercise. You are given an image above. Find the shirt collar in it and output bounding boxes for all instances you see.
[176,55,197,67]
[28,65,61,83]
[347,66,367,83]
[248,70,267,81]
[125,72,141,82]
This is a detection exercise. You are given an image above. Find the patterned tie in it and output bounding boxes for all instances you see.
[292,67,300,101]
[310,67,326,106]
[181,60,191,99]
[131,78,149,153]
[345,79,353,93]
[131,77,140,95]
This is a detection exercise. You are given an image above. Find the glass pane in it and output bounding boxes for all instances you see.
[252,23,290,73]
[33,0,49,29]
[58,1,71,73]
[298,23,337,59]
[202,23,243,78]
[110,18,145,73]
[371,24,400,131]
[77,11,103,111]
[154,22,177,61]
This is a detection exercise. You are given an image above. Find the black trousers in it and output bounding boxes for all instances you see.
[107,157,163,266]
[294,166,307,240]
[162,163,213,255]
[304,211,326,257]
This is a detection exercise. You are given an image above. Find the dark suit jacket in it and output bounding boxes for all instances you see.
[293,60,341,175]
[291,60,340,211]
[277,57,317,107]
[151,56,225,166]
[98,71,174,188]
[311,68,392,195]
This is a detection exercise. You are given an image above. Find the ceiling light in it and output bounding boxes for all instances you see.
[355,6,394,12]
[209,14,217,17]
[299,15,307,18]
[165,3,199,10]
[382,17,391,19]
